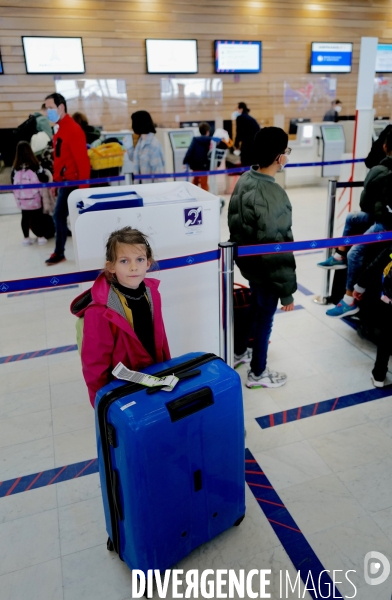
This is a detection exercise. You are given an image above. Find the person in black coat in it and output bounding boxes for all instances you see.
[234,102,260,167]
[183,122,211,190]
[365,124,392,169]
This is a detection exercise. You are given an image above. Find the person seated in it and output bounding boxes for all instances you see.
[353,244,392,388]
[318,131,392,318]
[183,122,211,191]
[365,123,392,169]
[72,112,101,145]
[323,100,342,122]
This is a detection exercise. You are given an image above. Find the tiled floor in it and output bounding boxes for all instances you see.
[0,185,392,599]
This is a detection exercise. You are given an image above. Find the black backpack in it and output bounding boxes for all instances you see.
[13,114,38,143]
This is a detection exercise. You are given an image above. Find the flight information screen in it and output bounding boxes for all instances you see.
[215,41,262,73]
[311,42,352,73]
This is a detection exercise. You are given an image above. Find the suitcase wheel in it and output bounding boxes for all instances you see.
[106,537,114,551]
[234,514,245,527]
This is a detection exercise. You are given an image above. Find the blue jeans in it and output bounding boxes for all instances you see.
[235,282,279,376]
[53,187,76,257]
[342,212,385,290]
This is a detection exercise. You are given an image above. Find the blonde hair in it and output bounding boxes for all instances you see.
[104,227,154,281]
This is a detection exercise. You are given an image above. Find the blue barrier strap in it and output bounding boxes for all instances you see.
[0,250,220,294]
[237,230,392,257]
[0,175,125,191]
[1,232,389,294]
[336,181,364,188]
[134,158,366,180]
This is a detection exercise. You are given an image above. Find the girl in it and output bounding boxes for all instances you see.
[12,140,50,246]
[71,227,171,406]
[127,110,165,183]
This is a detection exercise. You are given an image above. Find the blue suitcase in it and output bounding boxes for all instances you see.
[95,352,246,576]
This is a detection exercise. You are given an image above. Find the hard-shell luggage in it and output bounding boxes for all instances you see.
[95,352,246,576]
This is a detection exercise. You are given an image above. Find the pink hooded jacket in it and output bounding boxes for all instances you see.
[70,273,171,406]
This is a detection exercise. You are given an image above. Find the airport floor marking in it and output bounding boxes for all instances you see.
[0,459,99,498]
[7,284,79,297]
[296,283,315,296]
[0,345,78,364]
[256,384,392,429]
[245,449,342,599]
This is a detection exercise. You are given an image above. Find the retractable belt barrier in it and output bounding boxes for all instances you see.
[0,175,125,191]
[0,158,365,190]
[1,232,391,295]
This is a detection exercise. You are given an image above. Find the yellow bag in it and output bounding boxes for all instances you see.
[88,142,125,170]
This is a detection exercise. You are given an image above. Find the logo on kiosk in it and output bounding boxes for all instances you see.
[184,207,203,228]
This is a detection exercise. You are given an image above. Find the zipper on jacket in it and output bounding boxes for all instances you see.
[97,353,220,557]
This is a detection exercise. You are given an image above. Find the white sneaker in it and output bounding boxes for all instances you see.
[371,375,385,388]
[246,367,287,389]
[37,237,47,245]
[22,238,35,246]
[234,348,252,368]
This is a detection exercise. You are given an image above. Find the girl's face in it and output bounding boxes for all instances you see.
[107,243,151,289]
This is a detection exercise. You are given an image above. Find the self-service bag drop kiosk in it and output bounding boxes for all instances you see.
[320,124,346,177]
[155,128,195,179]
[68,182,221,357]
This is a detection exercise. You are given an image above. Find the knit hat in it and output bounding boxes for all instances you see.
[254,127,288,168]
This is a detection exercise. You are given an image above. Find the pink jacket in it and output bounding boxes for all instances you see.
[71,273,171,406]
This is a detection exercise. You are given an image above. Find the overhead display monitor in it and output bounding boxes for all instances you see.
[376,44,392,73]
[22,37,85,74]
[146,39,198,74]
[310,42,353,73]
[214,40,262,73]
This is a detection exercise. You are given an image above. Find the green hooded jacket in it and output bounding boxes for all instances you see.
[228,167,297,305]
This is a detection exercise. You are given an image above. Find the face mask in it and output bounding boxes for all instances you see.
[335,105,342,113]
[231,111,240,120]
[47,108,60,123]
[279,155,289,172]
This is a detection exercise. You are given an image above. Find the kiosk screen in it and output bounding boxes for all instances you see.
[171,132,193,149]
[323,127,344,142]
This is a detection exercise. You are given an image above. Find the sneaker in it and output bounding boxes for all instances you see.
[326,299,359,318]
[234,348,252,368]
[45,253,66,266]
[37,237,47,245]
[246,367,287,389]
[317,255,347,270]
[22,238,35,246]
[371,375,385,388]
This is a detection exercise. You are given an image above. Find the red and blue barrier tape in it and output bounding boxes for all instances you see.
[245,449,342,599]
[0,175,125,191]
[256,384,392,429]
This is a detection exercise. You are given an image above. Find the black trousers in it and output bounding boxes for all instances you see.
[373,300,392,381]
[21,207,45,238]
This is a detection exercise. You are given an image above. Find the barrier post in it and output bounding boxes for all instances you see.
[314,179,337,305]
[218,242,235,367]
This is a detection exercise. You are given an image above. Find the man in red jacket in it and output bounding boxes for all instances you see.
[44,93,90,265]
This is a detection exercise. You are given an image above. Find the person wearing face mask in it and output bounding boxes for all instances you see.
[44,93,90,265]
[228,127,297,389]
[323,99,342,122]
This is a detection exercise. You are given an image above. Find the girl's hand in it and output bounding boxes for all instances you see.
[281,302,294,312]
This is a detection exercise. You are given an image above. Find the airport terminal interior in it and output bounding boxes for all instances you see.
[1,2,392,600]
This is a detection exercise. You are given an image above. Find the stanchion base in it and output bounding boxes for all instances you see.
[313,295,331,305]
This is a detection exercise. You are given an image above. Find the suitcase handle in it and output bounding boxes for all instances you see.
[146,369,201,395]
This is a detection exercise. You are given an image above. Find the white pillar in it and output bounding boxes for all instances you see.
[350,37,378,208]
